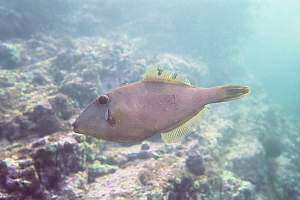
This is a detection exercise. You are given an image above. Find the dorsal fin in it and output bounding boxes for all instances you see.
[161,107,207,143]
[143,66,191,86]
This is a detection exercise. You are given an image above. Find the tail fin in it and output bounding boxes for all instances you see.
[208,85,250,103]
[221,85,250,101]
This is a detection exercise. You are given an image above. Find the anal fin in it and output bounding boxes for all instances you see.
[161,107,207,143]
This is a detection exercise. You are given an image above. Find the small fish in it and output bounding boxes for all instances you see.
[73,67,250,143]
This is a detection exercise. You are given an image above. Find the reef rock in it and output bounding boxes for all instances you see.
[87,161,117,183]
[0,132,88,199]
[224,135,267,187]
[48,93,74,120]
[56,171,88,200]
[0,43,22,69]
[60,76,98,108]
[221,171,255,200]
[0,101,64,141]
[185,151,205,176]
[31,132,86,189]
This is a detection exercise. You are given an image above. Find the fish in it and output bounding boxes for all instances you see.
[73,67,250,143]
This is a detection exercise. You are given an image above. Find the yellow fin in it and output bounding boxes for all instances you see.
[143,66,191,86]
[161,107,207,143]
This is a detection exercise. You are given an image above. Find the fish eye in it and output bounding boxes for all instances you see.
[98,95,109,104]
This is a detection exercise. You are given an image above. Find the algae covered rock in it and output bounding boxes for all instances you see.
[27,103,63,136]
[32,134,85,187]
[57,171,88,200]
[224,135,267,187]
[185,151,205,176]
[60,76,98,108]
[0,43,22,68]
[221,171,255,200]
[0,155,43,198]
[31,133,86,189]
[0,101,63,141]
[0,132,101,199]
[48,93,74,120]
[87,161,117,183]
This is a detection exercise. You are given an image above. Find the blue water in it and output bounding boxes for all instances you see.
[121,0,300,117]
[240,1,300,116]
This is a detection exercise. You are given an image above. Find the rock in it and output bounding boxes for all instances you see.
[48,93,74,120]
[141,142,150,150]
[58,172,87,200]
[262,136,283,159]
[87,161,117,183]
[97,154,129,166]
[0,158,40,196]
[31,133,86,189]
[31,71,50,85]
[0,193,20,200]
[53,50,83,72]
[127,151,153,161]
[27,103,63,136]
[147,191,163,200]
[168,177,194,200]
[0,43,22,69]
[0,161,8,185]
[0,101,64,140]
[18,159,33,169]
[221,171,255,200]
[225,136,267,187]
[0,132,90,199]
[60,76,98,107]
[138,169,153,186]
[185,151,205,176]
[0,121,23,141]
[31,138,47,148]
[0,77,14,88]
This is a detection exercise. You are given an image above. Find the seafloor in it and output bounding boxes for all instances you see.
[1,2,300,200]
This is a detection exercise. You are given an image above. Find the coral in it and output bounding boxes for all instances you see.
[185,151,205,176]
[0,43,22,68]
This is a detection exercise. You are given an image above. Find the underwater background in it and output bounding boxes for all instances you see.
[0,0,299,199]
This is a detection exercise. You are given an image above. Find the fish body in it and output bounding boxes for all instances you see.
[73,68,250,143]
